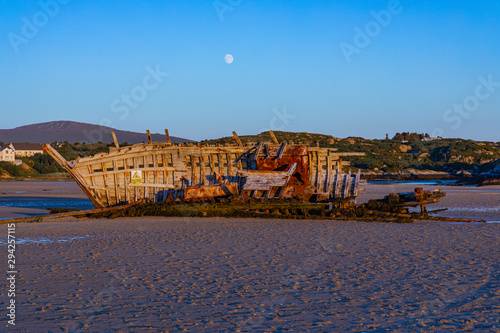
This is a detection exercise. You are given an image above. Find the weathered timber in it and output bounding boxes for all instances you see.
[0,200,142,224]
[232,131,243,147]
[269,130,279,144]
[111,131,120,148]
[44,131,367,208]
[165,129,171,143]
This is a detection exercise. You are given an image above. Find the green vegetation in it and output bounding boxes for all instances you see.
[203,131,500,174]
[0,142,111,179]
[1,134,499,179]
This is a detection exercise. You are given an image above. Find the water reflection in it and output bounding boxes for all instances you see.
[0,235,92,245]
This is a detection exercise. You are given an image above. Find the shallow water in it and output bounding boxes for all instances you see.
[368,179,462,186]
[434,206,500,213]
[0,235,93,245]
[0,197,93,210]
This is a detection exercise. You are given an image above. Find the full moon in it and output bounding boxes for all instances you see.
[224,54,234,64]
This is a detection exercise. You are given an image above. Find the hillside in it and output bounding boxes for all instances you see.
[0,121,192,144]
[1,130,499,181]
[203,131,500,177]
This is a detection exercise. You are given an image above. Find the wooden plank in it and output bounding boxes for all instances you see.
[238,170,293,177]
[76,144,250,165]
[165,129,171,143]
[278,163,297,198]
[236,153,242,170]
[316,151,321,191]
[308,151,314,186]
[152,154,157,198]
[191,155,198,186]
[217,152,222,175]
[87,165,100,199]
[112,160,120,204]
[209,154,215,184]
[42,144,105,208]
[226,153,233,178]
[129,183,175,189]
[326,152,334,196]
[239,164,296,192]
[278,142,287,159]
[334,170,343,199]
[269,130,279,144]
[124,159,131,203]
[344,170,352,198]
[264,144,271,158]
[255,142,263,160]
[133,157,138,202]
[330,152,366,157]
[101,162,111,206]
[354,169,361,197]
[232,131,243,146]
[201,152,206,185]
[163,153,169,189]
[75,166,178,178]
[144,155,149,199]
[111,132,120,148]
[0,200,142,224]
[146,130,152,144]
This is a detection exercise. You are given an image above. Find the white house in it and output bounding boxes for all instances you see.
[0,146,15,162]
[9,143,44,157]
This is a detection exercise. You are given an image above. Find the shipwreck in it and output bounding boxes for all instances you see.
[43,130,368,208]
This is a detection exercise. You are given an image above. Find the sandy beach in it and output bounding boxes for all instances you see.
[0,180,500,332]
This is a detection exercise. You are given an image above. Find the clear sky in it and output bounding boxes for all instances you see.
[1,0,499,141]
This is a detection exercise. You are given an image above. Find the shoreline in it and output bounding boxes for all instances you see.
[1,179,500,222]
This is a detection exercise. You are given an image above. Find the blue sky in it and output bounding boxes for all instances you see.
[1,0,499,141]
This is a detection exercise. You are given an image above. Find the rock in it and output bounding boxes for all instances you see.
[417,153,429,161]
[399,145,412,153]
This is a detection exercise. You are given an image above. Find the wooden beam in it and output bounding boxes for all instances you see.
[255,142,263,159]
[165,129,171,143]
[146,130,152,144]
[278,163,297,198]
[0,200,142,224]
[111,132,120,148]
[264,144,271,158]
[278,142,287,159]
[269,130,279,144]
[42,144,106,208]
[232,131,243,147]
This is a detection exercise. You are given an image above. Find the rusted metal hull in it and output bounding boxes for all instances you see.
[43,132,366,208]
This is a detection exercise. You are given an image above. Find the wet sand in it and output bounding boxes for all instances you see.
[359,183,500,222]
[1,179,500,221]
[1,218,499,332]
[0,180,500,331]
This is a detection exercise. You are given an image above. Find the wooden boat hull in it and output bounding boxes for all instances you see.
[43,134,366,208]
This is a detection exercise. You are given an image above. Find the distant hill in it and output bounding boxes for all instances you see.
[0,121,193,144]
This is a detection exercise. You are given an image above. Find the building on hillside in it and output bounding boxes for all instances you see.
[0,146,15,161]
[9,143,44,157]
